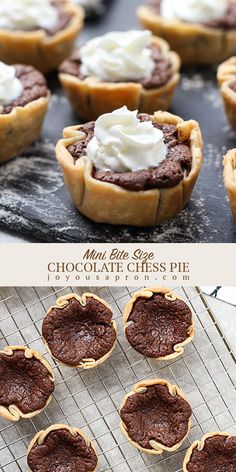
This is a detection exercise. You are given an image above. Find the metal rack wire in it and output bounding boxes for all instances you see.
[0,286,236,472]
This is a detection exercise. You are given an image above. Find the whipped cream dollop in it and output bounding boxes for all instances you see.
[0,0,59,31]
[86,106,167,173]
[0,62,23,107]
[160,0,229,23]
[80,30,155,82]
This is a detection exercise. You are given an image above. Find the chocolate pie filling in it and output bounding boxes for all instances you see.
[42,297,116,366]
[67,115,192,191]
[186,435,236,472]
[27,428,98,472]
[147,0,236,29]
[2,65,48,115]
[47,0,72,36]
[59,44,173,89]
[16,0,72,36]
[120,383,192,450]
[0,349,54,414]
[125,293,192,358]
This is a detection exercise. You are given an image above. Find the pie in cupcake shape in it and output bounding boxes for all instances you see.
[120,379,192,455]
[218,57,236,132]
[0,346,54,421]
[27,424,98,472]
[0,61,50,164]
[137,0,236,65]
[123,287,194,360]
[42,293,117,369]
[0,0,84,73]
[56,107,202,227]
[183,432,236,472]
[59,29,180,121]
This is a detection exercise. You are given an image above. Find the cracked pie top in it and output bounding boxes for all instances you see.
[56,106,203,227]
[59,29,180,120]
[120,379,192,455]
[123,287,194,360]
[42,293,117,369]
[0,346,54,421]
[0,0,84,73]
[27,424,98,472]
[183,432,236,472]
[138,0,236,64]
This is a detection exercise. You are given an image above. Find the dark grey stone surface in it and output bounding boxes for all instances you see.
[0,0,236,242]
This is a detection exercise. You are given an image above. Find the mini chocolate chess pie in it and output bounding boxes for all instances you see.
[138,0,236,65]
[42,293,117,369]
[123,287,194,360]
[0,346,54,422]
[56,109,203,227]
[120,379,192,455]
[183,432,236,472]
[223,149,236,221]
[27,424,98,472]
[0,63,50,164]
[59,33,180,121]
[218,57,236,131]
[0,1,84,73]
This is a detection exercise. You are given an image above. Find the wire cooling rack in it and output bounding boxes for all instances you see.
[0,286,236,472]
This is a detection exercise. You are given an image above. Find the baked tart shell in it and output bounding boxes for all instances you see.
[183,431,233,471]
[123,286,194,360]
[0,2,84,73]
[218,57,236,131]
[27,424,98,472]
[0,345,54,422]
[137,5,236,65]
[120,378,191,455]
[55,110,203,227]
[223,148,236,221]
[42,292,117,369]
[59,36,181,121]
[0,92,50,164]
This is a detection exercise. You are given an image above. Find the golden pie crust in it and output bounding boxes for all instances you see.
[137,4,236,65]
[223,149,236,221]
[120,378,191,455]
[59,36,181,121]
[0,345,54,422]
[0,92,50,164]
[0,1,84,73]
[218,57,236,131]
[55,110,203,227]
[123,287,194,360]
[27,424,98,472]
[183,432,233,471]
[42,292,117,369]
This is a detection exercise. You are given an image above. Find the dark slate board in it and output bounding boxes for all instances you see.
[0,0,236,243]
